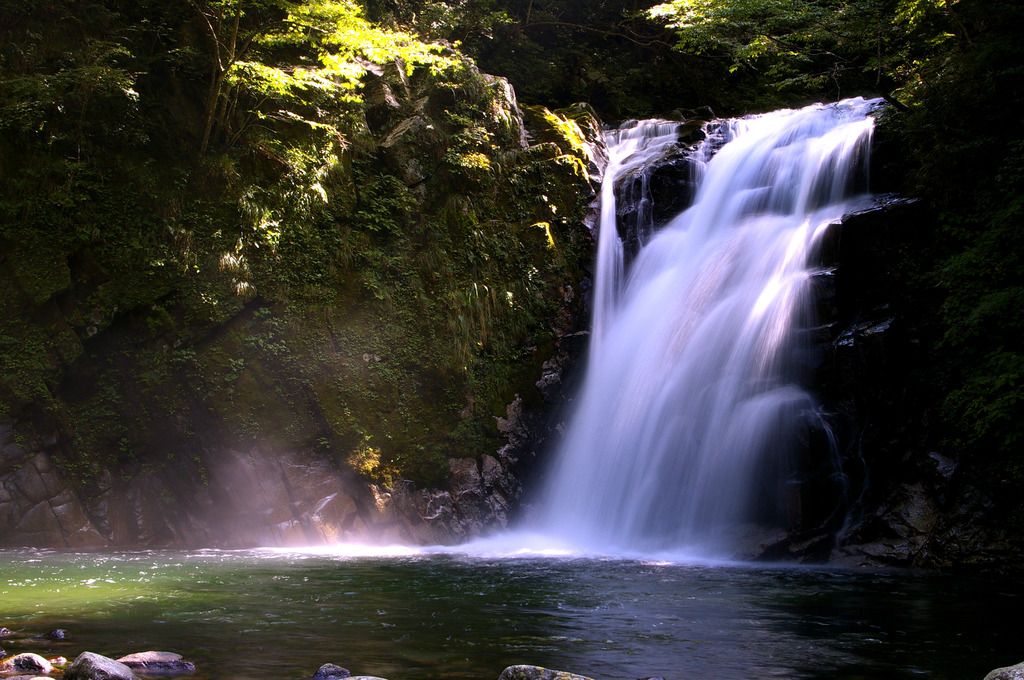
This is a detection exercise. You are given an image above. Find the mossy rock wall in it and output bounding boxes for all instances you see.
[0,58,604,547]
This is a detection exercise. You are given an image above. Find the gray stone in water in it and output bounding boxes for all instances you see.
[312,663,351,680]
[985,662,1024,680]
[0,653,53,674]
[116,651,196,675]
[0,626,11,637]
[47,628,69,640]
[64,652,140,680]
[498,666,596,680]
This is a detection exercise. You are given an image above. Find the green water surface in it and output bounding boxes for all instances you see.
[0,549,1019,680]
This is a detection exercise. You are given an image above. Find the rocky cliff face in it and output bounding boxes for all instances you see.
[0,61,604,549]
[737,195,1022,572]
[816,200,1022,571]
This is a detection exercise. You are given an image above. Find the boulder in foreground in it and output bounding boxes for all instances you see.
[64,652,140,680]
[0,652,52,674]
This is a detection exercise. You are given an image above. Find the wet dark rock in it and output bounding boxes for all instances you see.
[809,191,1019,571]
[499,665,595,680]
[800,197,943,567]
[0,444,105,548]
[0,626,10,637]
[47,628,68,640]
[64,652,140,680]
[613,140,700,262]
[731,192,1019,570]
[927,452,957,481]
[116,651,196,675]
[312,663,351,680]
[0,652,53,674]
[985,661,1024,680]
[379,480,458,545]
[386,454,522,541]
[674,105,715,123]
[449,456,489,530]
[835,482,939,567]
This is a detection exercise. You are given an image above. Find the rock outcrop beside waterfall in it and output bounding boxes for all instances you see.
[743,195,1021,571]
[816,199,1022,571]
[0,60,601,549]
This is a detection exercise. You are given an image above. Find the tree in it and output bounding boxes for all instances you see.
[647,0,960,101]
[186,0,450,154]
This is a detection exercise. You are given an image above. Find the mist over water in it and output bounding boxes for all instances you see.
[531,98,881,556]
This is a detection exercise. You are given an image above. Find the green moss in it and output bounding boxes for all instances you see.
[0,316,57,413]
[9,247,72,306]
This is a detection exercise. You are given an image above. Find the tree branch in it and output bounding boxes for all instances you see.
[522,20,675,49]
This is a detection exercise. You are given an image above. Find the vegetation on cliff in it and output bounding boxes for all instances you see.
[0,0,598,527]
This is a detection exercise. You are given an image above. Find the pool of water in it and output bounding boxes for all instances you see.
[0,548,1019,680]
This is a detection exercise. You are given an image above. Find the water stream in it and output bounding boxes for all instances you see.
[534,98,879,555]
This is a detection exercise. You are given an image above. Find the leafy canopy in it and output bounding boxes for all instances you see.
[236,0,454,100]
[648,0,957,97]
[190,0,457,153]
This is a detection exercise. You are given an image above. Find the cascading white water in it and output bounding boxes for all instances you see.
[533,98,881,556]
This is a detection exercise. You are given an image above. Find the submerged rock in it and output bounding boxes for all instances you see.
[312,663,351,680]
[499,665,595,680]
[64,652,140,680]
[116,651,195,675]
[985,661,1024,680]
[0,653,53,674]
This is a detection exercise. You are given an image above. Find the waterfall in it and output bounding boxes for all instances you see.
[533,98,881,557]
